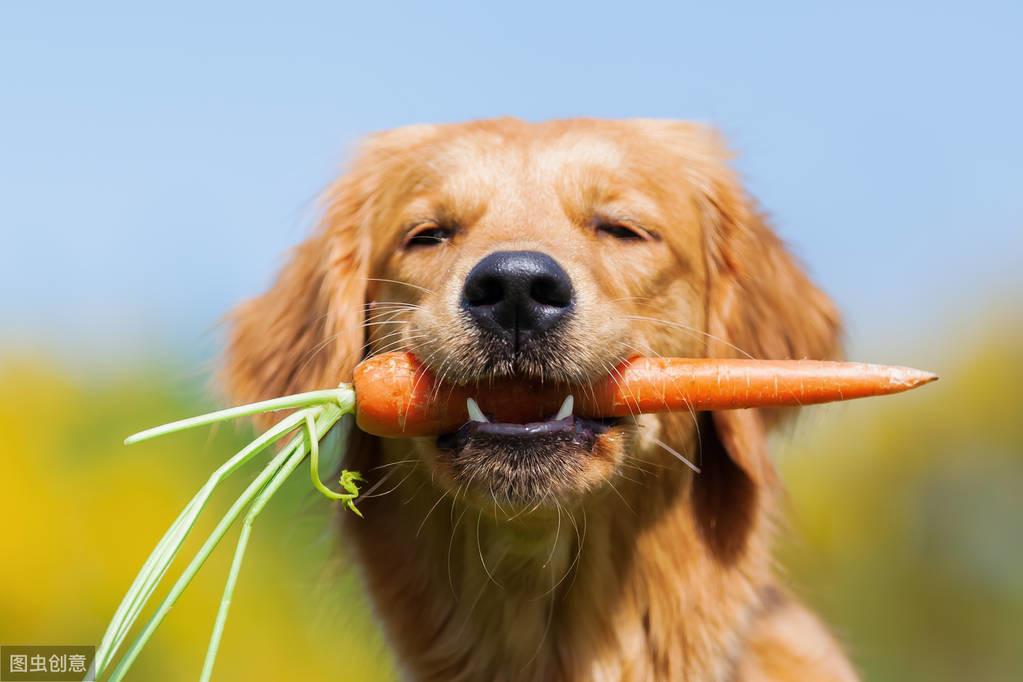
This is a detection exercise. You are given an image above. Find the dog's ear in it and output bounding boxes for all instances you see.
[637,122,842,560]
[694,127,842,486]
[222,125,437,405]
[222,182,370,405]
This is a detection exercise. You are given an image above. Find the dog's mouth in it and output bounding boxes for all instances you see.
[432,390,626,506]
[437,393,619,451]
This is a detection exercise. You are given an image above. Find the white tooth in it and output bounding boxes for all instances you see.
[554,394,574,421]
[466,397,489,423]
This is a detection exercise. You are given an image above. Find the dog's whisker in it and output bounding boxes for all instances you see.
[365,277,435,295]
[370,458,420,471]
[624,315,756,360]
[366,341,421,359]
[365,328,419,349]
[359,319,412,329]
[619,339,664,360]
[504,497,539,523]
[359,465,401,498]
[448,501,469,599]
[489,479,510,519]
[298,308,416,377]
[652,437,701,473]
[363,300,420,311]
[416,489,450,538]
[613,467,644,486]
[362,461,420,498]
[476,510,503,589]
[363,300,423,309]
[605,478,637,516]
[362,309,415,325]
[361,305,420,315]
[362,309,420,324]
[367,338,433,362]
[402,476,430,504]
[562,505,588,596]
[367,333,429,357]
[620,456,661,476]
[294,331,343,378]
[299,323,408,376]
[542,499,562,570]
[536,503,583,600]
[366,324,412,341]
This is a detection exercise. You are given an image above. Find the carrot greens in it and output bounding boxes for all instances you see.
[92,384,360,682]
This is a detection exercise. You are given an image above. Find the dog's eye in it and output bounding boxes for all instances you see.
[596,221,649,242]
[403,223,454,248]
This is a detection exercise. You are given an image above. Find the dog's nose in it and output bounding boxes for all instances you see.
[461,250,574,347]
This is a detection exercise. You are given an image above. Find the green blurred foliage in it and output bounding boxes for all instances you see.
[1,321,1019,681]
[0,358,395,680]
[777,322,1023,681]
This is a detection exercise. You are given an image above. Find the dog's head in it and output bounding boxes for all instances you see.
[225,118,840,521]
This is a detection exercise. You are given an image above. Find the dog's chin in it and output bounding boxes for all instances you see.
[433,416,627,510]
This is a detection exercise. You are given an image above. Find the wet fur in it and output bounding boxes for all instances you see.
[224,118,858,680]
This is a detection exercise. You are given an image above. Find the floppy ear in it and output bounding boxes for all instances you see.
[222,124,440,406]
[640,123,844,560]
[696,129,843,486]
[220,147,397,405]
[222,189,369,405]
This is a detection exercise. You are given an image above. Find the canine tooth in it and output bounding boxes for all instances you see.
[554,394,574,421]
[466,397,489,423]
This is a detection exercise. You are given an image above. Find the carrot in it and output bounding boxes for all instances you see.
[353,352,937,438]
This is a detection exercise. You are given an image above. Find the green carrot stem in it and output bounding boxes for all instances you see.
[124,388,351,445]
[106,419,311,681]
[199,403,343,682]
[95,408,312,675]
[94,385,358,680]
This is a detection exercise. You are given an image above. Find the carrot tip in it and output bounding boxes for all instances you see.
[898,367,939,389]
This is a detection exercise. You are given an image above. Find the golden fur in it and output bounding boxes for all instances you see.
[224,118,857,681]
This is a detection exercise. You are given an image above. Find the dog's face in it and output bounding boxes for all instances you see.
[364,121,709,508]
[226,118,841,515]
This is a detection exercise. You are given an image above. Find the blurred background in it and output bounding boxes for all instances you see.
[1,2,1020,680]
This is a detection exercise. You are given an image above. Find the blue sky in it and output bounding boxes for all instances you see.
[2,1,1020,365]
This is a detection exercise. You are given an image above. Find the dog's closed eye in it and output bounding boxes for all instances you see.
[593,217,657,242]
[403,222,456,248]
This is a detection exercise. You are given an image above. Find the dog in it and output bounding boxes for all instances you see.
[224,118,858,681]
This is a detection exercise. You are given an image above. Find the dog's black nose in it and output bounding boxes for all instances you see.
[461,250,574,347]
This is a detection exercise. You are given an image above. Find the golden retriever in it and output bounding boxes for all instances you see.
[224,118,858,681]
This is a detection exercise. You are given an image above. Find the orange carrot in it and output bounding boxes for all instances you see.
[353,352,937,438]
